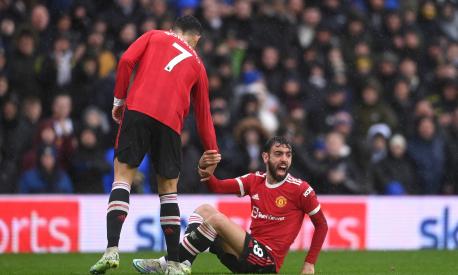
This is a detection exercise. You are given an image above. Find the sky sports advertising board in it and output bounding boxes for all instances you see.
[0,195,457,253]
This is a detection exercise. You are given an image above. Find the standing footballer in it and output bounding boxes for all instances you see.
[133,136,328,274]
[90,16,219,275]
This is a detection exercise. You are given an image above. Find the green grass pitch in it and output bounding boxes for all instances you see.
[0,250,457,275]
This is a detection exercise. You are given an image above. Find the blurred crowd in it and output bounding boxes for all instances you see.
[0,0,457,195]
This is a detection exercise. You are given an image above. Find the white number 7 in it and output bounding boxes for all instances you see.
[164,42,192,72]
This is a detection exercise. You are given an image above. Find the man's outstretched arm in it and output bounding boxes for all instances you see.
[191,66,218,151]
[302,209,328,274]
[198,150,246,195]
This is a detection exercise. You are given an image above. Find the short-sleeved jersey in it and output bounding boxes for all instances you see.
[114,30,217,150]
[235,172,320,271]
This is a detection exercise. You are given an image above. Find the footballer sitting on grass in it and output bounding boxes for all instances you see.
[133,136,328,274]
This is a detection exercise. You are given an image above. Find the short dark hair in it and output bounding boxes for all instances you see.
[263,136,292,153]
[173,15,203,35]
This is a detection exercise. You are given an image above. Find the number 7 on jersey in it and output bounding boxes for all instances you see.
[164,42,192,72]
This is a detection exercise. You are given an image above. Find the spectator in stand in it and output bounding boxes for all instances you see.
[114,22,138,57]
[390,77,416,135]
[233,118,269,175]
[341,12,369,56]
[177,128,205,193]
[413,99,436,130]
[210,97,238,178]
[438,1,458,42]
[84,31,117,78]
[399,57,424,98]
[52,13,80,46]
[20,96,42,153]
[29,4,52,53]
[296,5,321,50]
[316,131,366,194]
[366,123,391,164]
[104,0,143,36]
[0,131,13,192]
[222,0,254,43]
[259,46,283,96]
[19,145,73,193]
[381,10,403,52]
[81,106,112,149]
[200,0,224,42]
[70,55,99,113]
[8,29,40,100]
[0,16,15,55]
[0,95,29,192]
[70,128,110,193]
[444,108,458,194]
[372,134,417,194]
[308,83,349,136]
[354,79,398,137]
[39,34,74,111]
[234,69,280,135]
[39,94,76,170]
[1,95,30,161]
[70,1,94,39]
[303,61,328,108]
[279,75,306,112]
[434,79,457,127]
[376,52,399,94]
[408,116,446,194]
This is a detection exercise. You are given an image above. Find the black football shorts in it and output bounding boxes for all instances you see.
[115,108,181,179]
[210,233,277,273]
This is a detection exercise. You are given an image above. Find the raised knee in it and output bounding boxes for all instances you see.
[195,204,217,218]
[206,213,226,230]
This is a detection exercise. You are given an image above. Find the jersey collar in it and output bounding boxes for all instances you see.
[265,174,289,189]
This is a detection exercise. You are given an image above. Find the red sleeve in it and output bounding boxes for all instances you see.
[191,65,218,151]
[206,175,242,195]
[206,173,253,196]
[298,183,320,215]
[113,31,155,100]
[298,182,328,264]
[305,210,328,264]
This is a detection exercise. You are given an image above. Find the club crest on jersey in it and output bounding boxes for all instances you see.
[275,196,287,208]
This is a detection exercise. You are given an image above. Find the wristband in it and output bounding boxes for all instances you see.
[113,97,125,106]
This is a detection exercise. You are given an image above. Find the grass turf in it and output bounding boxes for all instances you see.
[0,250,457,275]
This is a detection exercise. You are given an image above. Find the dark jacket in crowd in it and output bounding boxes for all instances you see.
[408,135,446,194]
[372,153,417,194]
[70,146,110,193]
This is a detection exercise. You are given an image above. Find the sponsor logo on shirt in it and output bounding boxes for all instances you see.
[252,194,260,200]
[275,196,287,208]
[303,187,313,198]
[251,206,285,221]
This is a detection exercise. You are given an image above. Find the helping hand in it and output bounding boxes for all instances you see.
[198,150,221,181]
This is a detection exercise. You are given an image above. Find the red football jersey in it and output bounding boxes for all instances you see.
[236,172,320,270]
[114,30,217,150]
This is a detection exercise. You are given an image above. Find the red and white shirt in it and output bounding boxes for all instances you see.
[114,30,218,150]
[207,172,323,271]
